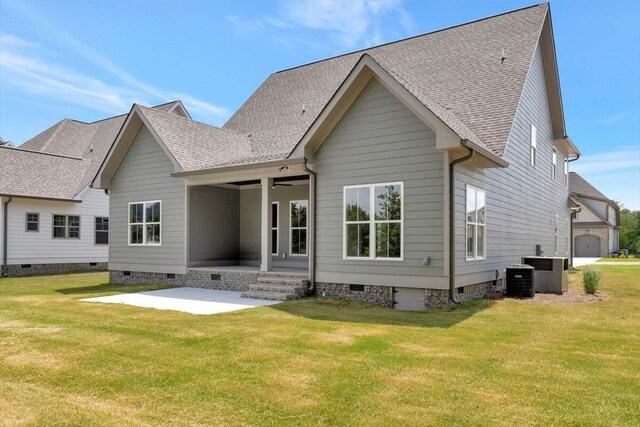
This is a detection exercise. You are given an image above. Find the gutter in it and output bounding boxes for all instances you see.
[2,197,12,277]
[302,158,316,293]
[461,140,508,168]
[449,144,475,304]
[0,193,81,203]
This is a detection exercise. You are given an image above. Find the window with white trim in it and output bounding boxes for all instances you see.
[95,217,109,245]
[53,214,80,239]
[565,217,570,254]
[25,212,39,232]
[290,200,307,255]
[530,124,537,167]
[272,202,279,255]
[344,183,403,260]
[466,186,486,261]
[552,148,557,180]
[129,201,161,245]
[554,213,560,255]
[563,158,568,188]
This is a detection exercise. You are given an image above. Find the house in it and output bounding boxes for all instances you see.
[569,172,619,257]
[0,101,189,276]
[92,3,580,309]
[0,137,15,148]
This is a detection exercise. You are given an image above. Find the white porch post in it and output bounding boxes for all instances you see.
[261,177,273,272]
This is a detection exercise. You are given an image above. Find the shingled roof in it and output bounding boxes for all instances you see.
[3,101,184,200]
[0,147,89,200]
[569,172,611,201]
[136,105,253,171]
[223,3,551,161]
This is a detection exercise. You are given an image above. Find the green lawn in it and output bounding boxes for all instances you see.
[1,267,638,426]
[596,257,639,262]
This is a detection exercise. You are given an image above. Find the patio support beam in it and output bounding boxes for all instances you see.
[261,177,273,272]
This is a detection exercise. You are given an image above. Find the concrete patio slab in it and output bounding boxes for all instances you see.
[82,287,280,315]
[573,257,601,267]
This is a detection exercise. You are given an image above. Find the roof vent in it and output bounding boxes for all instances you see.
[500,48,507,64]
[89,144,94,152]
[301,103,306,115]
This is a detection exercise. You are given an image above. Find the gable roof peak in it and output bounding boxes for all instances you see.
[224,3,554,162]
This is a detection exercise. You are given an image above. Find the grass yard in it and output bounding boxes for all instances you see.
[1,267,638,426]
[596,257,639,262]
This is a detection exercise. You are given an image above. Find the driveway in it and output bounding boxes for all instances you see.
[573,257,601,267]
[82,287,280,315]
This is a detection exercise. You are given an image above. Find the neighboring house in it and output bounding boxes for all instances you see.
[569,172,620,257]
[0,137,15,148]
[0,101,189,276]
[93,4,580,309]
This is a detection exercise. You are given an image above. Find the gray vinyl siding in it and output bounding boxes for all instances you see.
[188,186,239,265]
[239,184,309,268]
[109,125,186,274]
[314,78,445,286]
[453,43,571,284]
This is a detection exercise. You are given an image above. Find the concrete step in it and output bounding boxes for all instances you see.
[241,290,300,301]
[248,283,306,294]
[256,276,310,286]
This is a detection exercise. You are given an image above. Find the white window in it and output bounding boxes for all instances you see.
[563,159,568,188]
[128,201,161,246]
[466,186,486,261]
[530,124,537,167]
[290,200,307,255]
[344,182,403,260]
[95,217,109,245]
[552,148,557,180]
[554,214,560,255]
[565,218,570,254]
[52,214,80,239]
[25,212,39,232]
[272,202,279,255]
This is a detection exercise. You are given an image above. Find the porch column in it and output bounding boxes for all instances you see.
[261,177,273,272]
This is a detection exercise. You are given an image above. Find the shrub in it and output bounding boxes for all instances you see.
[583,268,602,294]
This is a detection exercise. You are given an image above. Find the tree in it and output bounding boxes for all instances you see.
[618,205,640,253]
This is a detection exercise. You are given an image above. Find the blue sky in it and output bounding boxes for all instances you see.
[1,0,638,209]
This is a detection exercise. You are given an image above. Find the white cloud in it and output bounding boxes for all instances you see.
[228,0,414,50]
[571,149,640,173]
[1,45,135,115]
[1,28,228,123]
[598,112,628,125]
[572,148,640,210]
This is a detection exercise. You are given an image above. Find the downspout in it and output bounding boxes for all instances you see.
[566,148,580,268]
[302,158,316,293]
[2,197,12,277]
[449,145,474,304]
[570,207,581,269]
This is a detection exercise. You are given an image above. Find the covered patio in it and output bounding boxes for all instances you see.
[179,158,314,278]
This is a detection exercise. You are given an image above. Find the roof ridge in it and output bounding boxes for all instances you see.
[136,104,249,137]
[0,145,84,161]
[275,3,547,74]
[86,102,180,124]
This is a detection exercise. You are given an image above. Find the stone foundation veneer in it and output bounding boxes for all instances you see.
[109,268,308,292]
[314,283,395,307]
[316,279,502,309]
[3,262,107,277]
[109,270,500,310]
